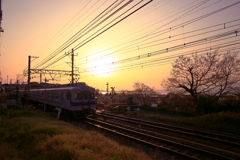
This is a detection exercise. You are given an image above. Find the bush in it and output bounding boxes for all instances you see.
[0,106,7,115]
[6,108,35,118]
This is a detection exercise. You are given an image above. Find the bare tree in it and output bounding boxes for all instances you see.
[162,50,240,113]
[133,82,158,106]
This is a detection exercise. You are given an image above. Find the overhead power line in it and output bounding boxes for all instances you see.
[33,0,153,70]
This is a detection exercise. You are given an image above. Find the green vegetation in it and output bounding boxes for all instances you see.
[0,107,152,160]
[122,110,240,133]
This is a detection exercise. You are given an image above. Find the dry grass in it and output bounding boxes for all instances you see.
[36,131,150,160]
[0,107,152,160]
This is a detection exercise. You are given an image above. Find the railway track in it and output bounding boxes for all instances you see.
[84,112,240,160]
[99,113,240,147]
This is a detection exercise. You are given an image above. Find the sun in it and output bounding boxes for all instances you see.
[85,51,116,77]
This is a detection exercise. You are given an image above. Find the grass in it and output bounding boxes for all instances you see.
[0,107,152,160]
[180,112,240,132]
[121,110,240,134]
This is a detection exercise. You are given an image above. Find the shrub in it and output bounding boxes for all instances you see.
[0,106,7,115]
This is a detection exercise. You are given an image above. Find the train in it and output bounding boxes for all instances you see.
[18,82,96,118]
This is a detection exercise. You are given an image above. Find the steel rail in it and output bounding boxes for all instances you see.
[85,117,234,160]
[99,112,240,147]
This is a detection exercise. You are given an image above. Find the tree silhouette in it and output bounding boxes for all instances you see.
[133,82,158,106]
[162,50,240,114]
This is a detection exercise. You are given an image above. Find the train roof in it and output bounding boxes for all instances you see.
[20,82,95,91]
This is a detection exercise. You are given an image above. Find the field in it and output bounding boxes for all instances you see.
[0,107,152,160]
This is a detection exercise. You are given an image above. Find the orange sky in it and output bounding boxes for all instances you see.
[1,0,240,92]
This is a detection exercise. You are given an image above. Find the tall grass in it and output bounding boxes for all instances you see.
[180,112,240,132]
[0,107,152,160]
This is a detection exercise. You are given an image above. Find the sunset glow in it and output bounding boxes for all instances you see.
[84,51,117,77]
[1,0,240,91]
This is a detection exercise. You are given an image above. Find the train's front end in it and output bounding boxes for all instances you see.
[71,83,96,114]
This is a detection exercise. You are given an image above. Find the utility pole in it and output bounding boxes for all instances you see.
[27,56,31,104]
[71,49,74,85]
[40,73,42,84]
[27,56,39,105]
[106,82,109,95]
[0,0,4,33]
[0,0,3,86]
[16,80,19,101]
[66,48,78,85]
[111,87,115,104]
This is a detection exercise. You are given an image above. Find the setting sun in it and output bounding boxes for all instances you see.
[84,51,116,77]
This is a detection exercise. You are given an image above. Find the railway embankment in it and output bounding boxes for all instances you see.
[104,105,240,134]
[120,110,240,134]
[0,106,152,160]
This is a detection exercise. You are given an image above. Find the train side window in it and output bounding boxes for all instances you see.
[90,93,95,99]
[45,93,48,98]
[83,92,88,100]
[55,93,59,99]
[61,93,64,100]
[51,92,54,99]
[66,93,70,100]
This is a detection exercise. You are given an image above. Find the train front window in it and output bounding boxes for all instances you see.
[83,92,88,100]
[75,91,82,100]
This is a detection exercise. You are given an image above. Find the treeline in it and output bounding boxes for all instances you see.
[98,80,240,116]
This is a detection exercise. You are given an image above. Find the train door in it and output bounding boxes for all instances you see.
[74,90,82,110]
[61,90,70,110]
[82,91,90,109]
[89,92,95,109]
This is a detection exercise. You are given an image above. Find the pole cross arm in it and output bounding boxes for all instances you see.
[23,69,80,77]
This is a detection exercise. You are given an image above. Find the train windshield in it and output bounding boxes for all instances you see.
[75,91,81,100]
[82,92,88,100]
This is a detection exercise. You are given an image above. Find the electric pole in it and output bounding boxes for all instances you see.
[27,56,39,105]
[71,49,74,84]
[40,73,42,84]
[66,48,78,85]
[111,87,115,104]
[0,0,3,86]
[27,56,31,104]
[0,0,4,33]
[106,82,109,95]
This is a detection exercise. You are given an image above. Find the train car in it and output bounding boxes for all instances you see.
[19,82,96,118]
